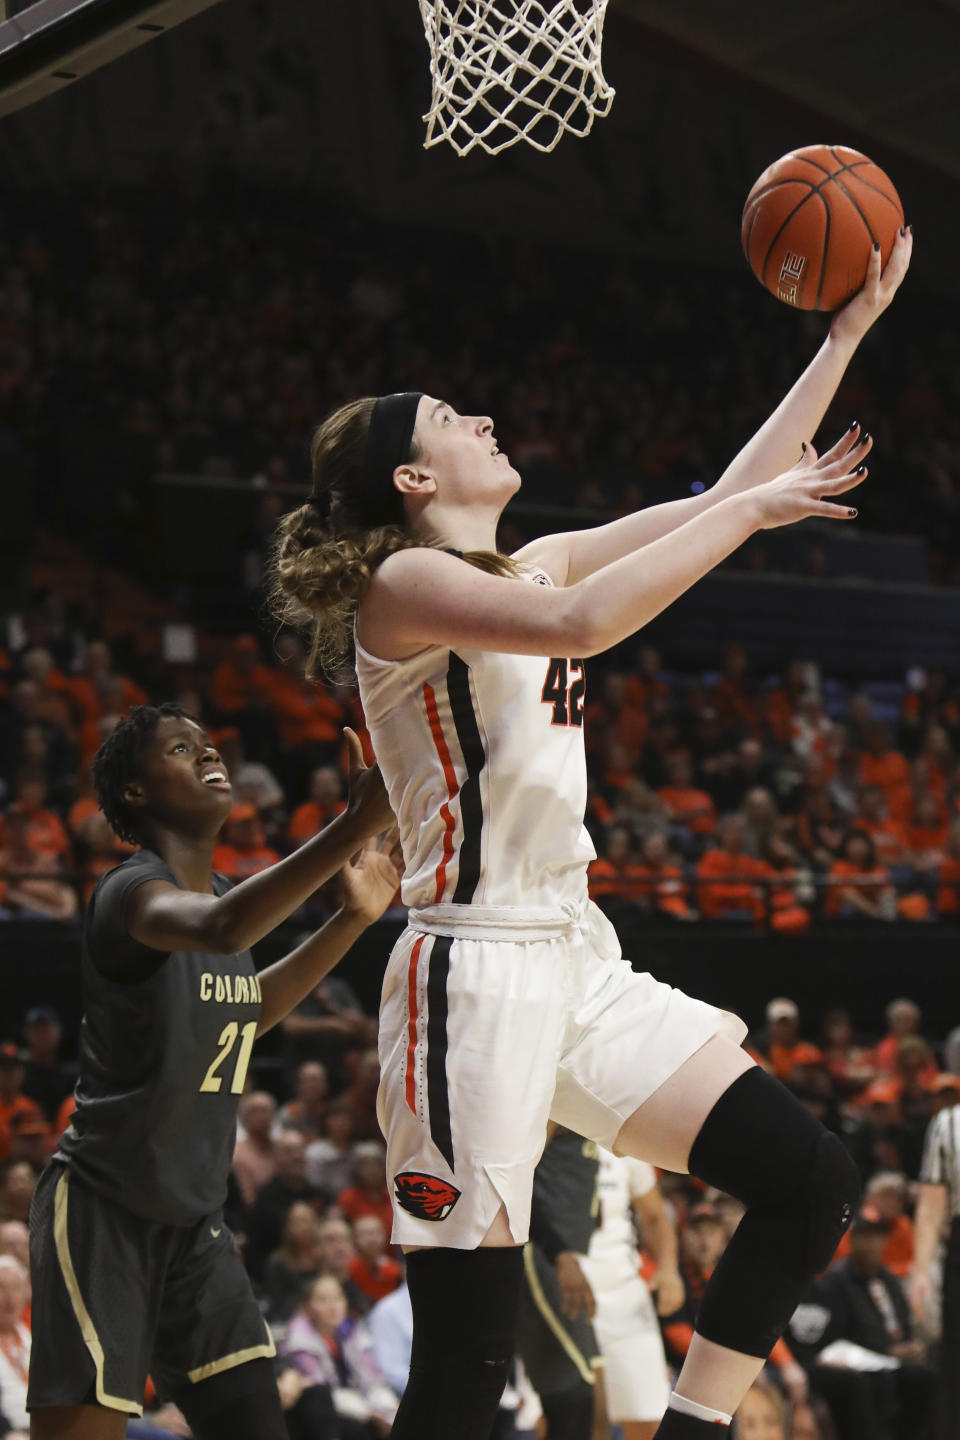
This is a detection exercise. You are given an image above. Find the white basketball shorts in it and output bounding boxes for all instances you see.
[377,898,745,1248]
[580,1253,671,1422]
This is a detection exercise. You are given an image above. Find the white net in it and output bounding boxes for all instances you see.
[419,0,615,157]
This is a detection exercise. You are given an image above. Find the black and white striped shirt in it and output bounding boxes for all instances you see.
[920,1105,960,1218]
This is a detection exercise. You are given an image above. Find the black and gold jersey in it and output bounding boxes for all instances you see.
[56,849,261,1227]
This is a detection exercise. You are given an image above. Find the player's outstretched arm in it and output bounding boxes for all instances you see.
[127,730,394,955]
[514,228,912,588]
[363,430,867,662]
[255,834,402,1035]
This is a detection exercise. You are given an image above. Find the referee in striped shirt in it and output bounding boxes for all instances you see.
[912,1095,960,1440]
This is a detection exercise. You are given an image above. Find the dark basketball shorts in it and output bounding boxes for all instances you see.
[515,1242,601,1401]
[28,1162,275,1416]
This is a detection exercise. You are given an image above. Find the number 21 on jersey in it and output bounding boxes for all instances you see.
[200,1020,257,1095]
[541,658,585,727]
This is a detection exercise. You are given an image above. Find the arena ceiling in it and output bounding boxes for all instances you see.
[615,0,960,185]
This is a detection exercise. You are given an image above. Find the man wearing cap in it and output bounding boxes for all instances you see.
[754,998,806,1083]
[0,1045,45,1165]
[787,1206,935,1439]
[20,1007,73,1124]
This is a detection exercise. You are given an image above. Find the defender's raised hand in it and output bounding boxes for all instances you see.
[343,726,395,838]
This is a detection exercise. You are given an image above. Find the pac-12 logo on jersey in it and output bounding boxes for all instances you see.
[394,1171,461,1221]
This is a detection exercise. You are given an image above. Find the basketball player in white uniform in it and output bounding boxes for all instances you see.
[582,1150,676,1439]
[269,229,911,1440]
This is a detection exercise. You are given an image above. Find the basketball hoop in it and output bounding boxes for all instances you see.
[419,0,615,157]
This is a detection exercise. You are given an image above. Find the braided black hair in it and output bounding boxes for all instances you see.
[92,703,190,845]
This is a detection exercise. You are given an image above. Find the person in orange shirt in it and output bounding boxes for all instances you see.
[64,639,148,731]
[0,811,78,921]
[212,803,283,881]
[695,815,765,921]
[759,834,811,936]
[901,791,949,877]
[207,634,277,757]
[337,1143,395,1240]
[658,754,716,840]
[821,1009,876,1100]
[267,632,345,760]
[288,766,348,848]
[348,1216,403,1306]
[873,998,925,1075]
[634,831,696,921]
[708,642,764,740]
[936,822,960,915]
[824,830,895,920]
[74,810,137,904]
[587,824,647,904]
[0,1046,46,1165]
[834,1172,915,1277]
[857,722,910,801]
[5,777,69,860]
[851,785,906,868]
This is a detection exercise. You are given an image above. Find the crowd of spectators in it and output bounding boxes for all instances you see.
[5,581,960,930]
[2,194,960,592]
[1,985,957,1439]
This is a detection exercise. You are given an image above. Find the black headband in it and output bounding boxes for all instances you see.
[358,391,424,528]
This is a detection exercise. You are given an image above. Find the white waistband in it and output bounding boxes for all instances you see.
[407,898,588,942]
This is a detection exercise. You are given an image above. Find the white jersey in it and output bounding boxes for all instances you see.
[587,1149,657,1270]
[356,571,595,913]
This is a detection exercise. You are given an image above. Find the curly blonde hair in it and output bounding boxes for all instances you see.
[268,397,521,678]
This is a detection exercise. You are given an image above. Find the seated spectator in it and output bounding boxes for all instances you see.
[761,834,812,936]
[787,1207,936,1440]
[790,688,832,767]
[735,1381,786,1439]
[347,1216,402,1306]
[0,1255,30,1437]
[263,1200,325,1328]
[213,727,285,816]
[281,978,376,1095]
[0,1162,36,1225]
[851,786,906,868]
[833,1172,914,1277]
[207,634,277,757]
[790,784,847,870]
[0,1219,30,1276]
[709,641,764,739]
[315,1217,369,1318]
[610,778,668,845]
[820,1009,876,1100]
[7,1110,51,1169]
[841,1083,920,1186]
[858,722,911,803]
[245,1130,323,1283]
[634,831,697,920]
[65,638,148,735]
[4,776,69,860]
[232,1090,279,1210]
[306,1100,359,1201]
[756,998,805,1082]
[281,1275,398,1436]
[74,809,135,903]
[824,831,895,921]
[366,1281,412,1397]
[19,1007,73,1124]
[212,804,282,882]
[587,824,645,904]
[901,791,949,879]
[657,753,717,840]
[935,821,960,916]
[278,1062,330,1143]
[0,1047,46,1166]
[708,735,776,814]
[695,815,765,921]
[740,787,781,859]
[288,766,347,849]
[337,1143,393,1239]
[340,1050,384,1144]
[874,1000,925,1075]
[0,810,78,921]
[0,680,78,805]
[268,633,345,788]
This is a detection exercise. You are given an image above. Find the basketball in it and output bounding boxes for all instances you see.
[741,144,904,311]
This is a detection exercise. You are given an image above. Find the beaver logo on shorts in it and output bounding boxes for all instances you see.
[394,1171,461,1221]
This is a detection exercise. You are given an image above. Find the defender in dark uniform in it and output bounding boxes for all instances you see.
[516,1124,602,1440]
[28,703,398,1440]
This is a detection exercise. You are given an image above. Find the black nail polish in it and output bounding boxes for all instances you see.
[855,463,867,474]
[860,433,871,446]
[801,441,807,452]
[899,226,906,237]
[873,241,881,252]
[849,420,859,431]
[848,508,858,517]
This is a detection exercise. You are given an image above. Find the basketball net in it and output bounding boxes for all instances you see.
[419,0,615,156]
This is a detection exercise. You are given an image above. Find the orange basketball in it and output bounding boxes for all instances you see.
[741,144,904,311]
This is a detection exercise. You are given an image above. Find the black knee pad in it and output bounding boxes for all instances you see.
[688,1066,860,1358]
[392,1246,525,1440]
